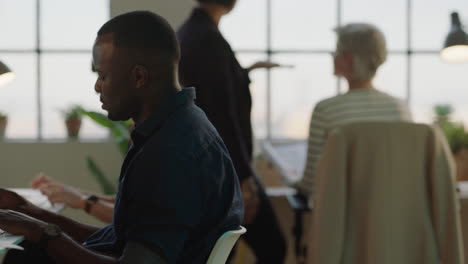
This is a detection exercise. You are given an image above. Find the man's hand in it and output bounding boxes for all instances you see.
[246,61,281,72]
[31,173,54,189]
[33,173,86,209]
[0,188,30,211]
[241,178,260,225]
[0,209,45,242]
[0,188,43,218]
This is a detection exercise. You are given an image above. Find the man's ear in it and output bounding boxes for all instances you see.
[132,65,149,89]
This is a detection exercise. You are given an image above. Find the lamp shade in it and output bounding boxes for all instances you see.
[441,12,468,62]
[0,60,15,87]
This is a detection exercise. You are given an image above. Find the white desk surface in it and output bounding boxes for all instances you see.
[0,188,64,254]
[458,182,468,199]
[261,139,307,185]
[10,188,64,213]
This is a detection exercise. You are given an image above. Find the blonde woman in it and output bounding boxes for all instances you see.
[295,23,413,197]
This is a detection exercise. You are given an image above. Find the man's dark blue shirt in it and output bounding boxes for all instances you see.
[83,87,244,263]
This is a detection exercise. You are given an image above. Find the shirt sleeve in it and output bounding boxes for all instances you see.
[185,33,254,182]
[295,104,328,197]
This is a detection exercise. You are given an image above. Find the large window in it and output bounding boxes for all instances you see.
[1,0,468,140]
[220,0,468,140]
[0,0,109,140]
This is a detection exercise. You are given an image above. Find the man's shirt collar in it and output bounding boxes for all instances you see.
[131,87,196,146]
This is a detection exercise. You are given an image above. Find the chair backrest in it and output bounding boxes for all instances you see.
[310,122,464,264]
[206,226,246,264]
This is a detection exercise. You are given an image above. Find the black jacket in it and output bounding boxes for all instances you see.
[177,8,254,181]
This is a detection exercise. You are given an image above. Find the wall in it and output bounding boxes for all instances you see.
[0,141,122,189]
[0,141,123,225]
[110,0,195,29]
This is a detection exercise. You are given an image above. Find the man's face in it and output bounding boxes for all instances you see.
[92,33,137,121]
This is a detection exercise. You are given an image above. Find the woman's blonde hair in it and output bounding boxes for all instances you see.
[335,23,387,81]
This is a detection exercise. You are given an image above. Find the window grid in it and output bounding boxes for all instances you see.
[0,0,446,140]
[0,0,96,140]
[235,0,440,140]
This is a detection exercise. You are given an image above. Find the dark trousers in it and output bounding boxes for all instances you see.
[4,240,55,264]
[242,179,287,264]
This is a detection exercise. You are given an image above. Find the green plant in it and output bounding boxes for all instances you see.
[61,105,83,120]
[79,109,132,194]
[434,104,468,154]
[434,104,453,124]
[440,122,468,154]
[78,109,132,154]
[0,112,7,120]
[86,157,116,195]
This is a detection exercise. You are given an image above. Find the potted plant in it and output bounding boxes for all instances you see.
[62,105,83,139]
[0,112,7,139]
[434,104,468,181]
[79,108,133,194]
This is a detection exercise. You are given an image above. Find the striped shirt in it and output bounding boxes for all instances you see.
[295,88,413,197]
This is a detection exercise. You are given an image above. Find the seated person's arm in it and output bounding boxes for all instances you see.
[85,198,114,223]
[0,209,165,264]
[0,188,99,243]
[97,194,116,203]
[32,173,115,223]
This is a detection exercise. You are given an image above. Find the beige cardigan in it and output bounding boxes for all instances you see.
[309,122,464,264]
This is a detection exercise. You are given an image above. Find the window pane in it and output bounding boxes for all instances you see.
[40,0,109,50]
[272,0,336,50]
[411,55,468,126]
[271,54,337,139]
[236,53,268,140]
[373,55,407,100]
[41,54,108,139]
[0,54,37,138]
[342,0,406,51]
[220,0,266,50]
[413,0,468,50]
[0,1,36,49]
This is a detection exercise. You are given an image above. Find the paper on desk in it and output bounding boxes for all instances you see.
[458,182,468,198]
[266,187,297,197]
[8,188,64,213]
[261,140,307,185]
[0,235,24,250]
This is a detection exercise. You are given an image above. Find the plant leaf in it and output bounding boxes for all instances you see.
[80,110,114,128]
[85,156,117,195]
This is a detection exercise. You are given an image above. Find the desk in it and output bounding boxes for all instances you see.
[0,188,64,254]
[261,139,307,185]
[261,140,310,263]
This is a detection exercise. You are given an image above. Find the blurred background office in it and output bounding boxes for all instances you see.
[1,0,468,263]
[1,0,467,141]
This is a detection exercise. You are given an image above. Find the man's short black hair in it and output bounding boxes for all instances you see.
[97,11,180,66]
[196,0,236,8]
